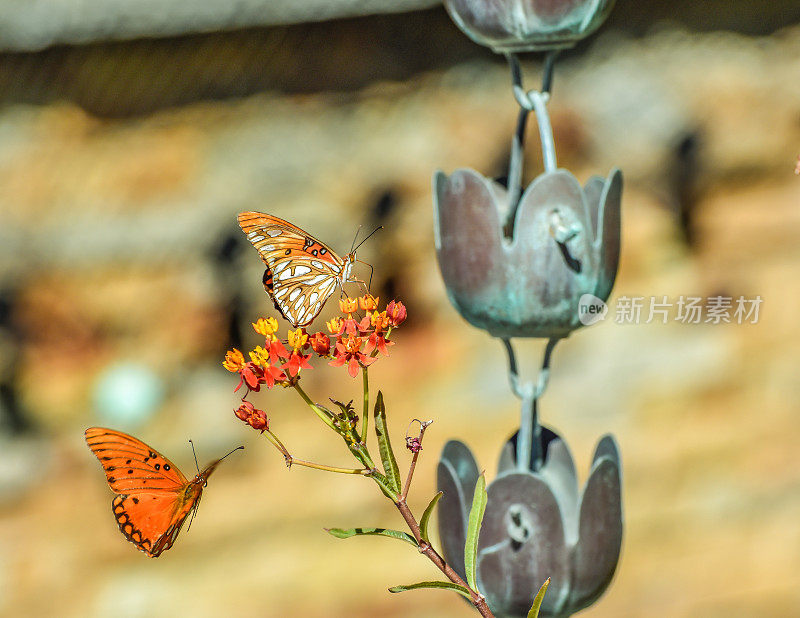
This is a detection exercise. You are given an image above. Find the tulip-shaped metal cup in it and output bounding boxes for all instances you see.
[444,0,616,52]
[437,429,622,617]
[434,168,621,339]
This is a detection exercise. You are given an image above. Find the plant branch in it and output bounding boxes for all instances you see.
[394,500,493,617]
[400,420,431,501]
[262,430,371,475]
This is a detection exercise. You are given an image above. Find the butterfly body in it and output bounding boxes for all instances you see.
[238,212,361,327]
[85,427,229,557]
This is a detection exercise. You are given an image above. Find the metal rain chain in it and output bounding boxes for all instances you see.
[433,1,623,616]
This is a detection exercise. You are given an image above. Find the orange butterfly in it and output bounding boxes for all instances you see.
[85,427,241,557]
[238,212,375,327]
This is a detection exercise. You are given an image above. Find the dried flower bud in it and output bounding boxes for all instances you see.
[406,436,422,453]
[234,401,269,431]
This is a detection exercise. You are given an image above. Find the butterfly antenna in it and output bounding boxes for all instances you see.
[219,445,245,462]
[352,225,383,253]
[189,439,200,475]
[349,225,362,253]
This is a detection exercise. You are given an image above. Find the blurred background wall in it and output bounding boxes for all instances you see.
[1,1,799,616]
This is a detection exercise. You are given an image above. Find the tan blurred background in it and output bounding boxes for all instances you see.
[1,2,799,617]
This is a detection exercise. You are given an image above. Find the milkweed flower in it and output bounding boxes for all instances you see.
[339,297,358,315]
[386,300,407,327]
[329,334,377,378]
[327,317,344,336]
[282,328,312,378]
[308,332,332,357]
[222,348,246,373]
[359,294,379,312]
[252,317,279,338]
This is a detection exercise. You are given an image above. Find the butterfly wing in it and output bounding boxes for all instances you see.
[85,427,188,493]
[86,427,200,557]
[111,490,200,557]
[238,212,346,326]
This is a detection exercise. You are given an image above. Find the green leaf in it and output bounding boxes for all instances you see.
[388,581,472,599]
[373,391,402,493]
[325,527,417,546]
[419,491,443,545]
[527,578,550,618]
[464,472,487,592]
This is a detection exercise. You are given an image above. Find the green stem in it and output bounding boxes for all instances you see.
[293,382,337,431]
[262,430,370,475]
[361,367,369,440]
[289,459,372,475]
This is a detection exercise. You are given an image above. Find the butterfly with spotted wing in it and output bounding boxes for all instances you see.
[238,212,378,327]
[85,427,242,557]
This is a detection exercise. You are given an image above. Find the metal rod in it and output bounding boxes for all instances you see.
[504,337,560,471]
[528,90,557,173]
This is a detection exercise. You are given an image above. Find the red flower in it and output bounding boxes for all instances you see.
[343,315,371,337]
[308,332,331,357]
[263,364,287,388]
[268,339,289,363]
[329,335,377,378]
[282,351,313,378]
[364,331,393,356]
[386,300,407,327]
[234,362,266,393]
[234,401,269,431]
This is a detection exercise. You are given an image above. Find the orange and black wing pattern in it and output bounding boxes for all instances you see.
[86,427,201,557]
[238,212,346,326]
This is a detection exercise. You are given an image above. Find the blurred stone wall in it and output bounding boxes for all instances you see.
[1,4,799,618]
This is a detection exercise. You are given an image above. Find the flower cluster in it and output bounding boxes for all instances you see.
[223,295,407,403]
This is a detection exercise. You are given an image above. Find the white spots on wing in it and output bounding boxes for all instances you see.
[311,260,325,269]
[309,292,319,304]
[289,289,301,301]
[278,268,294,281]
[311,302,321,315]
[267,229,282,237]
[274,261,289,274]
[293,295,306,310]
[319,279,336,293]
[284,309,295,323]
[329,263,341,274]
[294,266,311,276]
[306,274,329,285]
[263,244,275,251]
[274,288,289,299]
[248,233,265,243]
